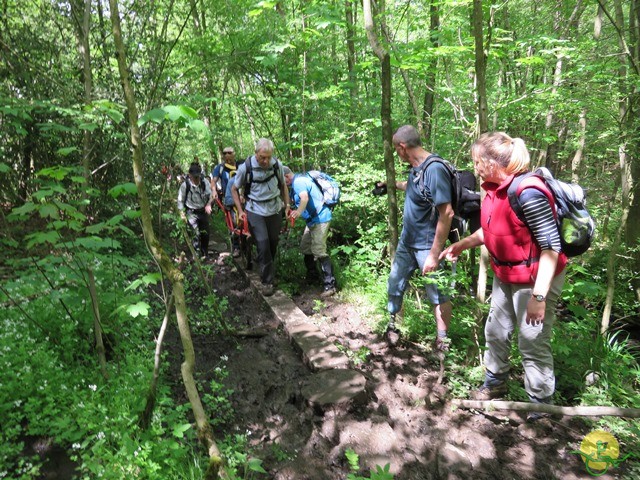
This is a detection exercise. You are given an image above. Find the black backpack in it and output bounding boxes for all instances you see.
[507,167,595,257]
[184,175,207,199]
[420,155,481,243]
[243,156,283,201]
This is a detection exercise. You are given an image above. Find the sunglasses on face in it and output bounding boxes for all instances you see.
[223,152,233,155]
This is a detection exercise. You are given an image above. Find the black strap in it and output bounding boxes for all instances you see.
[244,156,283,201]
[491,255,539,267]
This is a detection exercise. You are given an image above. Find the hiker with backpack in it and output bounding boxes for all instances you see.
[231,138,290,296]
[440,132,567,419]
[380,125,454,351]
[211,147,242,257]
[283,166,337,297]
[177,162,214,260]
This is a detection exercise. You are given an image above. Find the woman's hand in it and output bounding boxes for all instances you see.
[440,242,463,262]
[526,297,546,325]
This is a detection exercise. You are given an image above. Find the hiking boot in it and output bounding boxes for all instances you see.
[232,247,241,258]
[321,285,336,297]
[526,411,550,423]
[384,324,401,347]
[434,336,450,353]
[260,283,275,297]
[471,383,508,401]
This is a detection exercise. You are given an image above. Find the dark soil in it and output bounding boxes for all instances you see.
[167,238,626,480]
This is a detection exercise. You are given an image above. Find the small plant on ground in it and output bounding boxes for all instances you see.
[345,448,394,480]
[219,434,269,479]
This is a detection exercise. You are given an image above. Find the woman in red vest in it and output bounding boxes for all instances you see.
[441,132,566,421]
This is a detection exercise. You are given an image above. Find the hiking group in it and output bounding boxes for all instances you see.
[177,137,339,298]
[178,126,593,418]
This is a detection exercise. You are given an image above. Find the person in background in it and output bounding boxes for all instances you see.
[284,167,337,297]
[440,132,566,421]
[380,125,454,350]
[211,147,242,257]
[231,138,290,296]
[177,162,213,259]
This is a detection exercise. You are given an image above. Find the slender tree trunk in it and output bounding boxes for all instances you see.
[140,295,174,429]
[601,0,635,332]
[473,0,488,134]
[107,2,225,476]
[87,267,108,380]
[345,0,358,116]
[423,1,440,144]
[570,108,587,183]
[71,0,93,212]
[364,0,398,257]
[472,0,490,308]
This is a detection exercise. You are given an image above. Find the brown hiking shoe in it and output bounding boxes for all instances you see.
[434,337,450,352]
[471,383,508,401]
[260,284,275,296]
[383,325,401,347]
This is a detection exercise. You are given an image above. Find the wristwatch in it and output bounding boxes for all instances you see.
[532,294,546,302]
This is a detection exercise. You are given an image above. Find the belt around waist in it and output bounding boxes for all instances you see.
[491,256,539,267]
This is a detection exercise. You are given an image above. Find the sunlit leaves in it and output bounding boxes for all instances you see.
[126,301,150,318]
[248,1,278,17]
[108,183,138,198]
[37,166,74,180]
[126,273,162,292]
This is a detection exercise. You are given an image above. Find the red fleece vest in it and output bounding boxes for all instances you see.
[482,175,567,285]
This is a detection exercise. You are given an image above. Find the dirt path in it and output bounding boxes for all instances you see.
[170,244,625,479]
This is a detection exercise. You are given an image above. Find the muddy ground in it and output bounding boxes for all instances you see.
[167,238,629,480]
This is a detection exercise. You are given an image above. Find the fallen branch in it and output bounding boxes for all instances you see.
[452,399,640,418]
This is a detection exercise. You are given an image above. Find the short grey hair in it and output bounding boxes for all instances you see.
[255,138,274,153]
[392,125,422,148]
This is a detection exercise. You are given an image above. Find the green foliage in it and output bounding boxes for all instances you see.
[201,360,235,428]
[219,434,269,480]
[345,449,394,480]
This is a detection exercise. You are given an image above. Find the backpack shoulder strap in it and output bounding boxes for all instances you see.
[183,180,190,200]
[274,160,283,192]
[307,171,323,195]
[418,154,454,202]
[244,156,253,199]
[507,173,554,223]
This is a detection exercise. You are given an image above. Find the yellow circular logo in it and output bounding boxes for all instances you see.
[579,430,620,473]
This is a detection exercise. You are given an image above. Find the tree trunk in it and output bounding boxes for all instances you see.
[107,2,225,476]
[422,1,440,144]
[87,267,109,380]
[71,0,94,212]
[570,108,587,183]
[140,294,174,429]
[473,0,488,134]
[601,0,635,332]
[363,0,398,257]
[472,0,490,310]
[345,0,358,117]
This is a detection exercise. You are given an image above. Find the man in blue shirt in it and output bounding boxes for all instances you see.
[383,125,454,350]
[284,167,337,296]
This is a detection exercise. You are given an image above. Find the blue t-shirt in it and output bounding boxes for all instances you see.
[401,159,452,249]
[290,174,332,225]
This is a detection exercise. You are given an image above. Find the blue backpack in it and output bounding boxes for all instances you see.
[307,171,341,209]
